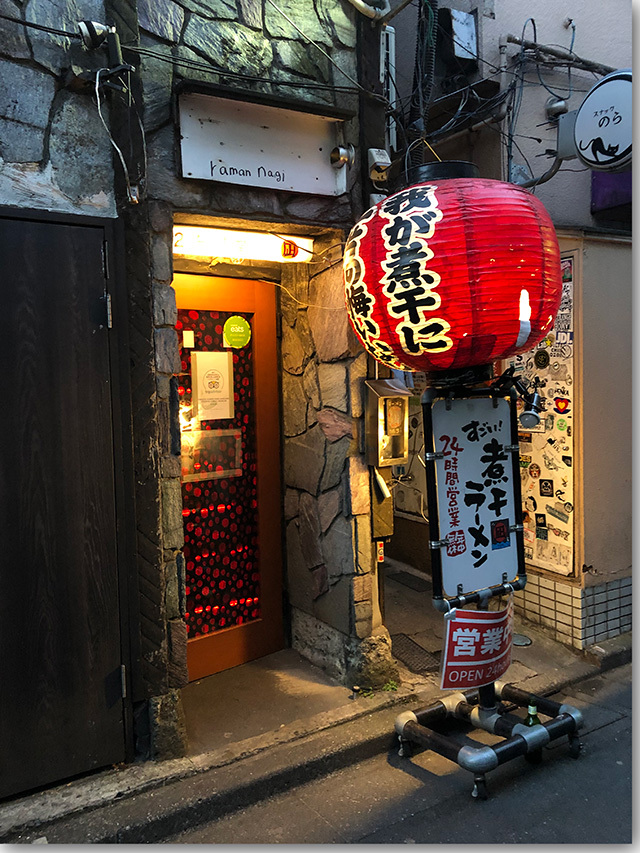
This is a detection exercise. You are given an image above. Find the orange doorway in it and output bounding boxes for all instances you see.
[173,273,284,681]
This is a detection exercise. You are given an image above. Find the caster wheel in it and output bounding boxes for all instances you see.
[471,777,489,800]
[568,736,583,758]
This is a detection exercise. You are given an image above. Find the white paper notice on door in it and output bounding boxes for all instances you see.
[191,351,234,421]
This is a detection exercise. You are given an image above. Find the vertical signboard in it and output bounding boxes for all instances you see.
[432,396,520,596]
[506,256,575,575]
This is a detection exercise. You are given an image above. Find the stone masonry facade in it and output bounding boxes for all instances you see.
[1,0,399,760]
[122,0,396,754]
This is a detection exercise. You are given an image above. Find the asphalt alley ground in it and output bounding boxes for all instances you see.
[168,663,632,844]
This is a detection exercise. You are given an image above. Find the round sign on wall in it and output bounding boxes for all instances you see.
[223,315,251,348]
[573,69,632,172]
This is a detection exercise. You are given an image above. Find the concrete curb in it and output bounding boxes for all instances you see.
[2,632,631,844]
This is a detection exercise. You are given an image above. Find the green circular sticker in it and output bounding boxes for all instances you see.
[557,418,567,431]
[223,315,251,348]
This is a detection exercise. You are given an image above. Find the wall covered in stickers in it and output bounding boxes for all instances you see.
[507,256,575,576]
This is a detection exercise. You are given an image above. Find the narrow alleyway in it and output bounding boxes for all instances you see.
[168,664,632,844]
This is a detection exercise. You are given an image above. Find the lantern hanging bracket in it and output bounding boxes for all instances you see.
[429,538,449,550]
[424,451,444,461]
[505,444,520,453]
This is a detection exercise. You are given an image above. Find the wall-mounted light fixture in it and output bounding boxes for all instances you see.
[172,226,314,264]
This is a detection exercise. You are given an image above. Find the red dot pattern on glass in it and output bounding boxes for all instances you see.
[178,309,260,639]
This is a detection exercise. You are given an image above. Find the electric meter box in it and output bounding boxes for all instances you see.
[364,379,412,467]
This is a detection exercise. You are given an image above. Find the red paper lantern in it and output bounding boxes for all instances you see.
[343,177,562,373]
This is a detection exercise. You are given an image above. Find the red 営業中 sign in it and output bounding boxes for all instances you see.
[440,598,513,690]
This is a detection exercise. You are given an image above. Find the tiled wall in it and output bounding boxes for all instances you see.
[514,573,632,649]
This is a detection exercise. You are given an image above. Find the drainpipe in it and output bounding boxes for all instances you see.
[345,0,392,21]
[504,34,615,76]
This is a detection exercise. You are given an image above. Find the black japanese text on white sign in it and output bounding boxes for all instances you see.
[432,396,519,596]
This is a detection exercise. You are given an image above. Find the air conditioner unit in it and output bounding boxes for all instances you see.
[380,25,398,152]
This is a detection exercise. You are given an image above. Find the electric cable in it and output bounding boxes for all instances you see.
[0,12,81,39]
[263,0,387,103]
[535,22,577,100]
[125,44,367,97]
[94,68,137,203]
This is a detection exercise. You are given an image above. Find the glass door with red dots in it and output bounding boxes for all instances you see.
[173,274,284,680]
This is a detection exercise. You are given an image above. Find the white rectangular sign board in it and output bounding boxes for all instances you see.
[432,396,519,596]
[191,350,234,421]
[179,93,347,196]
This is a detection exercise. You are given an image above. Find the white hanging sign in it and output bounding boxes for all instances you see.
[574,69,632,171]
[432,396,519,596]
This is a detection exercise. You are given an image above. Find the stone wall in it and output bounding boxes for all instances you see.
[0,0,116,215]
[282,262,397,687]
[125,0,395,747]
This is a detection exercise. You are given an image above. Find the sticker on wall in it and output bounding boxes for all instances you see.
[505,253,574,577]
[223,315,252,348]
[534,349,550,368]
[539,479,554,497]
[546,503,569,524]
[535,513,547,527]
[553,397,571,414]
[536,527,548,540]
[564,502,573,513]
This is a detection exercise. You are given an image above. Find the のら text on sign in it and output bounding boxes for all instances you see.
[441,599,514,690]
[432,396,519,596]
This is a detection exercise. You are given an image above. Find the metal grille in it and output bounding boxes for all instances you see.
[391,634,441,673]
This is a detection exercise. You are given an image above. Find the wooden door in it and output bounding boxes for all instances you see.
[173,274,284,680]
[0,214,126,799]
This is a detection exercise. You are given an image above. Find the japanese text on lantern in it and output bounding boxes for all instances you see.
[378,185,452,357]
[343,186,454,369]
[343,206,403,368]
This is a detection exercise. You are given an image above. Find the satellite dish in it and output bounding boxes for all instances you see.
[573,69,632,172]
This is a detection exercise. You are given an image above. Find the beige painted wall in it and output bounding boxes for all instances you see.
[579,236,632,583]
[558,233,632,586]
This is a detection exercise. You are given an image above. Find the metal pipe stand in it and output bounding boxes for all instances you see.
[394,680,584,799]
